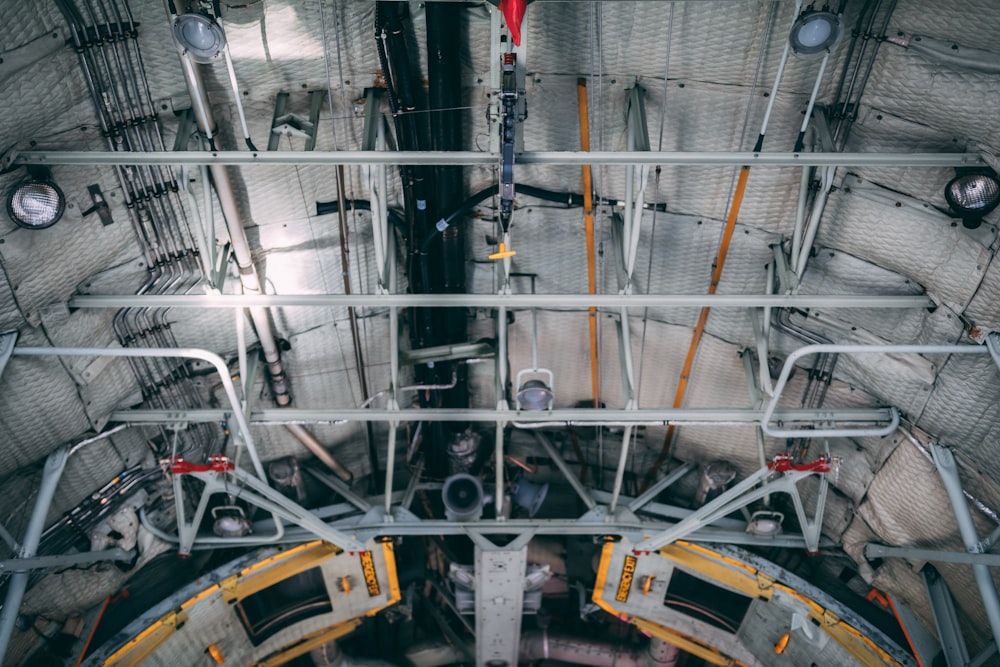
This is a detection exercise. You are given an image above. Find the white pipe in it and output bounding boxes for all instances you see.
[173,36,351,478]
[13,346,266,480]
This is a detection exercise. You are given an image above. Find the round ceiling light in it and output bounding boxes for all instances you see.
[173,13,227,64]
[7,178,65,230]
[789,9,843,57]
[945,172,1000,228]
[516,379,554,411]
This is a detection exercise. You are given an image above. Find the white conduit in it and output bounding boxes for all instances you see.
[174,47,351,480]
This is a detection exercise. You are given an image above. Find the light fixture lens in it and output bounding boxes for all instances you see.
[516,379,553,411]
[747,510,784,537]
[7,180,65,229]
[789,11,843,56]
[173,13,226,64]
[946,173,1000,215]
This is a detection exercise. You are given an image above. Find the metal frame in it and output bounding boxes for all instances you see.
[9,149,986,167]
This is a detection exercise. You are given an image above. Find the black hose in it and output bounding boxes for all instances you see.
[419,184,670,252]
[314,198,406,231]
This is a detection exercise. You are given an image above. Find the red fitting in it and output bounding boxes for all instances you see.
[170,454,235,474]
[503,53,515,66]
[768,454,830,474]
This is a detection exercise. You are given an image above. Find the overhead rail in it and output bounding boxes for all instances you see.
[69,293,933,309]
[9,150,985,168]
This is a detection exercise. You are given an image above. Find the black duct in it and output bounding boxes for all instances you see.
[376,2,469,478]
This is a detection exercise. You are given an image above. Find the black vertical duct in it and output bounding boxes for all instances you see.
[376,3,469,479]
[426,3,469,422]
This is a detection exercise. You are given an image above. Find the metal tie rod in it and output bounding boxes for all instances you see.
[70,293,933,309]
[12,150,985,168]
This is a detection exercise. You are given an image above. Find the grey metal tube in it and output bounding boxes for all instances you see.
[0,446,69,662]
[531,432,597,511]
[932,444,1000,647]
[174,41,350,477]
[14,149,987,168]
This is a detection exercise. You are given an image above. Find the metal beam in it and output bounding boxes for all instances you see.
[474,540,529,667]
[0,447,69,662]
[933,444,1000,647]
[532,432,597,511]
[69,292,932,310]
[924,566,971,667]
[12,150,985,168]
[0,547,134,573]
[866,543,1000,567]
[107,405,896,425]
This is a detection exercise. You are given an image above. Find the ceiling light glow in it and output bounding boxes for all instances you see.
[789,9,843,56]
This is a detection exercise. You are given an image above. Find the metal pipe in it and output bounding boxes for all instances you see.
[12,346,266,479]
[13,150,986,168]
[0,446,69,662]
[172,34,351,478]
[111,405,898,425]
[531,432,597,511]
[932,444,1000,646]
[69,292,933,310]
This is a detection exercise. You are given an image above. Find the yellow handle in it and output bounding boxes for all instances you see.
[488,242,516,260]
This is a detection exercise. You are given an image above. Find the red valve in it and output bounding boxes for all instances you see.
[170,454,235,474]
[768,453,831,474]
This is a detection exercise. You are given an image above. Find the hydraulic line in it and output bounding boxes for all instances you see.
[642,1,802,490]
[333,164,379,489]
[577,78,600,407]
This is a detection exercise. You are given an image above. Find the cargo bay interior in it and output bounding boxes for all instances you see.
[0,0,999,665]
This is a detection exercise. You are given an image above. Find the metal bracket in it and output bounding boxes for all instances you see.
[268,90,325,151]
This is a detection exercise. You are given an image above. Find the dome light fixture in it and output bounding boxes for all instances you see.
[6,167,65,230]
[945,169,1000,229]
[789,7,843,57]
[746,510,784,537]
[173,13,227,64]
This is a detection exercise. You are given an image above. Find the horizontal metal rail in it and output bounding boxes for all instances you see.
[11,346,266,480]
[70,293,933,309]
[13,150,984,168]
[866,543,1000,567]
[107,406,896,425]
[763,343,992,438]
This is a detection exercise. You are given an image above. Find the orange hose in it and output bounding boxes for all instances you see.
[578,78,600,407]
[643,165,753,490]
[75,595,111,666]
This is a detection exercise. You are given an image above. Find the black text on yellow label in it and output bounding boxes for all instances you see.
[360,551,380,597]
[616,555,637,603]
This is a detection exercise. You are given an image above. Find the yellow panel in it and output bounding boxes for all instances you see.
[103,611,188,667]
[250,619,362,667]
[594,540,906,667]
[223,541,341,603]
[633,619,744,667]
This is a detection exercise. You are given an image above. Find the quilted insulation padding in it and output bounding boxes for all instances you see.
[523,1,855,97]
[0,328,92,476]
[815,182,990,312]
[964,256,1000,335]
[865,19,1000,147]
[858,440,1000,656]
[916,352,1000,473]
[796,249,967,346]
[0,164,143,327]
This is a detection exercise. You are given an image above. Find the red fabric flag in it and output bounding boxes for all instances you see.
[498,0,527,46]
